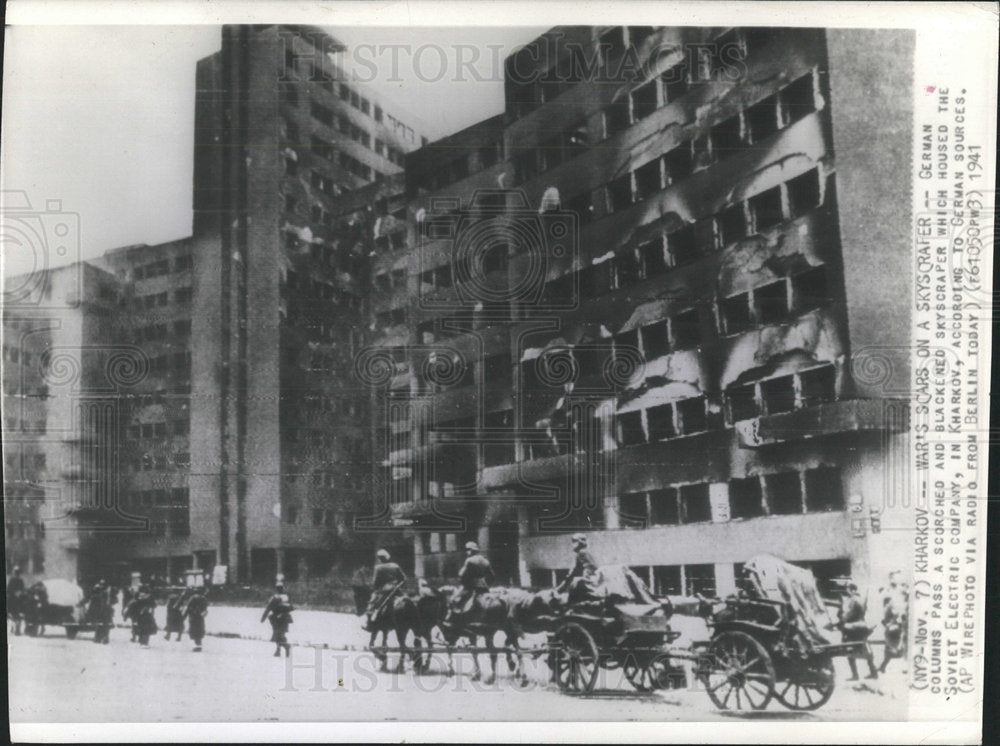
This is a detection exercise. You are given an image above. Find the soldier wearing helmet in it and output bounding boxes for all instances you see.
[363,548,406,631]
[450,541,495,621]
[558,533,599,603]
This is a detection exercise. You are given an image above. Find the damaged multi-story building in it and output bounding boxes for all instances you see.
[5,25,912,596]
[363,25,913,597]
[3,25,428,585]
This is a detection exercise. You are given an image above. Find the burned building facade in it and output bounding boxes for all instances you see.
[3,25,428,585]
[4,25,912,594]
[365,26,912,597]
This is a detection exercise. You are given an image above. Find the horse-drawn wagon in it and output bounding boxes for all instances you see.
[694,554,867,711]
[543,565,690,694]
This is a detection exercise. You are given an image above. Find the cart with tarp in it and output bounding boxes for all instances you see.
[545,565,696,694]
[694,553,863,711]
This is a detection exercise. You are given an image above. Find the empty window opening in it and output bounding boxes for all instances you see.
[617,410,645,446]
[729,476,765,519]
[653,564,682,595]
[646,403,676,441]
[661,63,689,103]
[780,73,817,126]
[630,80,659,122]
[787,168,822,217]
[755,279,790,325]
[668,225,699,266]
[638,235,668,277]
[615,248,642,286]
[765,471,803,514]
[680,483,712,523]
[726,382,758,422]
[618,492,648,525]
[745,93,780,143]
[798,364,837,407]
[711,115,744,160]
[664,143,693,183]
[760,374,796,415]
[792,264,829,312]
[804,467,845,512]
[720,291,753,336]
[649,487,680,526]
[684,563,716,596]
[676,396,708,434]
[633,158,663,201]
[749,186,784,233]
[671,308,700,350]
[641,321,670,359]
[607,174,633,212]
[718,202,747,246]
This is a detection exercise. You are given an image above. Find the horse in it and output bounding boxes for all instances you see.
[6,587,26,636]
[435,585,530,686]
[367,591,425,674]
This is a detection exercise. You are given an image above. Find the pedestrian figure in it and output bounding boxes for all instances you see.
[88,579,113,644]
[164,589,186,641]
[122,587,139,642]
[133,584,158,648]
[261,583,294,657]
[363,549,405,632]
[838,581,878,680]
[6,565,26,636]
[183,586,208,652]
[351,565,372,617]
[879,571,909,673]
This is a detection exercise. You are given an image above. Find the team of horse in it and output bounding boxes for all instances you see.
[365,584,563,685]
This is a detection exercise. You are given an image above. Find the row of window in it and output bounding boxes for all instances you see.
[125,488,190,536]
[2,345,35,365]
[4,520,45,542]
[4,452,48,472]
[282,505,337,527]
[546,67,812,184]
[136,452,189,471]
[132,254,191,281]
[126,486,189,508]
[130,287,192,311]
[4,417,47,434]
[617,466,844,534]
[386,362,834,464]
[133,320,191,343]
[408,167,825,317]
[418,141,505,192]
[298,98,403,168]
[514,28,784,177]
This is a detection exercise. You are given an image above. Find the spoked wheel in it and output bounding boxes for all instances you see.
[774,658,835,711]
[622,652,677,692]
[700,630,775,710]
[551,622,600,693]
[622,654,655,691]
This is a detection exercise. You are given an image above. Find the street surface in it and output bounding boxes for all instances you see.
[8,607,909,722]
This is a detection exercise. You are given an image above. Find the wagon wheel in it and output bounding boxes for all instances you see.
[774,657,835,711]
[551,622,600,693]
[65,627,78,640]
[700,630,775,710]
[622,652,675,692]
[622,653,654,691]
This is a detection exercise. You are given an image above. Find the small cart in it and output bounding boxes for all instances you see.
[695,554,866,711]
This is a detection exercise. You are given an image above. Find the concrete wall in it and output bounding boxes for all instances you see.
[825,30,914,399]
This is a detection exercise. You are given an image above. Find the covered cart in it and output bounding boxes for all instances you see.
[694,554,862,711]
[546,565,688,694]
[23,579,85,637]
